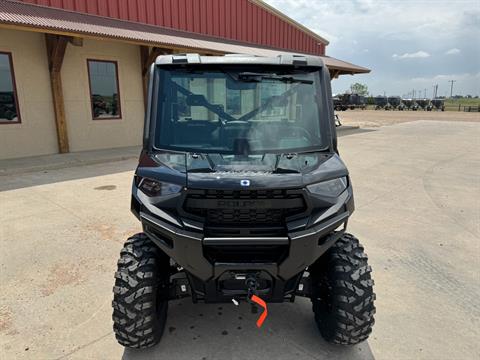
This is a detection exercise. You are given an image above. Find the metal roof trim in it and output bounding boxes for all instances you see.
[156,53,325,67]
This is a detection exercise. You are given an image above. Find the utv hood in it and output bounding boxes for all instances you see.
[137,151,348,190]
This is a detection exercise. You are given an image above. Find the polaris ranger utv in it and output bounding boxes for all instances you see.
[112,53,375,348]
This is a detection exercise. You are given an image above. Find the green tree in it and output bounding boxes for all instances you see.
[350,83,369,96]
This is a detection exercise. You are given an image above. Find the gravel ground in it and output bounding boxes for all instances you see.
[337,109,479,128]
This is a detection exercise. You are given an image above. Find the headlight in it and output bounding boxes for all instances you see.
[307,177,348,197]
[138,178,182,197]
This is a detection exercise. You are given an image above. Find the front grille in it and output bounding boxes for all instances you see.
[197,189,299,200]
[184,189,306,236]
[207,208,282,225]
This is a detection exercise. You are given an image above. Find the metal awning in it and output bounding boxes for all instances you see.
[0,0,370,75]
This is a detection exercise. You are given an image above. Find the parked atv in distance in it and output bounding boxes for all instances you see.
[388,96,401,110]
[431,99,445,111]
[112,54,376,349]
[416,99,429,111]
[334,93,367,110]
[374,96,388,110]
[333,96,348,111]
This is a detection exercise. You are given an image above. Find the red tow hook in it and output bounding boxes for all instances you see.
[250,295,268,328]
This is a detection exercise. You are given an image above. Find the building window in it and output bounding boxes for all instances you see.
[87,60,121,119]
[174,77,192,118]
[260,81,287,117]
[0,52,20,124]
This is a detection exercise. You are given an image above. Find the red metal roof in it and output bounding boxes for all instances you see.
[0,0,370,74]
[16,0,327,55]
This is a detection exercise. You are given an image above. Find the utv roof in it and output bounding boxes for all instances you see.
[155,53,325,67]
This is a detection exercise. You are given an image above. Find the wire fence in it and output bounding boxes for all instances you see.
[444,103,480,112]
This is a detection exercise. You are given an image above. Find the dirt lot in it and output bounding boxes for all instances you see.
[338,109,479,128]
[1,118,479,359]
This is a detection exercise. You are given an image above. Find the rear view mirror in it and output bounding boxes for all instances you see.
[186,94,207,106]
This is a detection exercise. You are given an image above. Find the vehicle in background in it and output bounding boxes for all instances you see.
[91,94,109,118]
[431,99,446,111]
[333,93,366,111]
[349,93,367,110]
[416,99,429,111]
[0,92,17,121]
[374,96,389,110]
[402,99,420,111]
[333,95,348,111]
[402,99,413,110]
[388,96,402,110]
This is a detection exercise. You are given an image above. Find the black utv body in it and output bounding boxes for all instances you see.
[112,54,375,349]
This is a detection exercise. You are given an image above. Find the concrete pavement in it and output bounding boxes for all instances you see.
[0,146,140,177]
[1,120,479,359]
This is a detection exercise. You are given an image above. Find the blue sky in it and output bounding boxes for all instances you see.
[265,0,480,97]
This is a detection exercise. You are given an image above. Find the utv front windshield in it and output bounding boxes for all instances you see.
[154,66,326,154]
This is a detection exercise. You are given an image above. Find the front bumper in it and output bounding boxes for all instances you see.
[142,209,348,279]
[138,209,351,302]
[132,184,354,302]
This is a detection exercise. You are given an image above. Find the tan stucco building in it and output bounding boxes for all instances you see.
[1,28,146,159]
[0,0,369,160]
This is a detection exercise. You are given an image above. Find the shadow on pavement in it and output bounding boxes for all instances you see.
[337,126,376,137]
[0,158,137,191]
[122,297,374,360]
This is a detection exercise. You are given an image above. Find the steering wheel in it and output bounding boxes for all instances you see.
[218,119,252,148]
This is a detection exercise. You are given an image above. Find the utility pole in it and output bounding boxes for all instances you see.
[448,80,456,98]
[424,88,427,98]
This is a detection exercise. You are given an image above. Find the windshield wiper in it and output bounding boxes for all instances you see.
[271,154,298,174]
[188,153,216,173]
[272,167,300,174]
[285,149,330,156]
[237,72,313,84]
[271,150,329,173]
[187,167,215,173]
